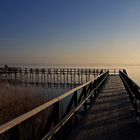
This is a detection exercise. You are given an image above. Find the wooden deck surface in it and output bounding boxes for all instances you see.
[67,75,140,140]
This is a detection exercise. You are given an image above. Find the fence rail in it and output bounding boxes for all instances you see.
[0,71,109,140]
[119,70,140,120]
[0,67,123,85]
[0,68,106,85]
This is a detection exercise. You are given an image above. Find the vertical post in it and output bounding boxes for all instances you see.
[74,69,76,84]
[8,71,10,79]
[84,86,87,112]
[78,69,80,84]
[41,69,43,84]
[81,69,83,84]
[44,71,45,83]
[88,82,93,103]
[15,72,17,80]
[94,79,98,98]
[53,68,56,84]
[67,69,69,84]
[56,69,58,83]
[36,68,39,84]
[33,69,35,83]
[48,69,50,83]
[25,68,27,83]
[50,69,52,83]
[30,68,33,83]
[70,69,72,84]
[19,68,22,82]
[88,69,90,81]
[60,68,62,84]
[136,99,140,123]
[64,71,66,84]
[53,101,60,125]
[74,91,78,120]
[74,91,78,106]
[136,92,140,123]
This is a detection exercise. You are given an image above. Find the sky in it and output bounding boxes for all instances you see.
[0,0,140,65]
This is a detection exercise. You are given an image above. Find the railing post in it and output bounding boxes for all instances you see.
[30,68,32,82]
[53,101,60,125]
[84,87,87,112]
[120,70,140,123]
[15,72,17,80]
[74,91,78,106]
[74,91,78,120]
[89,82,94,103]
[136,91,140,123]
[94,79,98,97]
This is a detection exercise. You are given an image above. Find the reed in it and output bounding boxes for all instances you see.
[0,78,49,140]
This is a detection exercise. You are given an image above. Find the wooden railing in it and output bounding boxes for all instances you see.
[119,70,140,120]
[0,67,105,74]
[107,69,124,75]
[0,67,123,74]
[0,71,109,140]
[0,67,124,85]
[0,68,106,85]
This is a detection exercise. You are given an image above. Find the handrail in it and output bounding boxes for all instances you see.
[0,67,124,73]
[42,71,109,140]
[119,70,140,119]
[0,71,109,139]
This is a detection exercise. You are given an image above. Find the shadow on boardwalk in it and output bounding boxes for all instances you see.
[67,75,140,140]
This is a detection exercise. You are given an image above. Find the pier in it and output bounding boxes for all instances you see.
[0,68,120,85]
[0,68,106,85]
[67,74,139,140]
[0,68,140,140]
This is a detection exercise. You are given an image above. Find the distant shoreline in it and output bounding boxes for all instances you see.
[0,63,140,68]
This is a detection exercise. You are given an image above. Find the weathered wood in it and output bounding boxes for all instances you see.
[67,75,140,140]
[120,71,140,120]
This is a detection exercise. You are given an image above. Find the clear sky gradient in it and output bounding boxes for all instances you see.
[0,0,140,65]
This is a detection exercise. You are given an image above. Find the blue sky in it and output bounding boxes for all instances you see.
[0,0,140,65]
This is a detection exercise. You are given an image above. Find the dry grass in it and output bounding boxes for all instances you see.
[0,78,49,140]
[0,78,47,125]
[0,79,48,125]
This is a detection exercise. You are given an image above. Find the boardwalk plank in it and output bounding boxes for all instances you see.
[67,75,140,140]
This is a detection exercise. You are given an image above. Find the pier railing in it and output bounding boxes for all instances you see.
[0,71,109,140]
[0,68,106,85]
[0,67,123,85]
[119,70,140,119]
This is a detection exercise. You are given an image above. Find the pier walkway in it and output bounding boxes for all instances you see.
[67,75,140,140]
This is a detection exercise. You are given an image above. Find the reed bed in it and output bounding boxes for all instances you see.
[0,80,48,124]
[0,78,49,140]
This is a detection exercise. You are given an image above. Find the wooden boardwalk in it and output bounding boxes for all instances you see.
[67,75,140,140]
